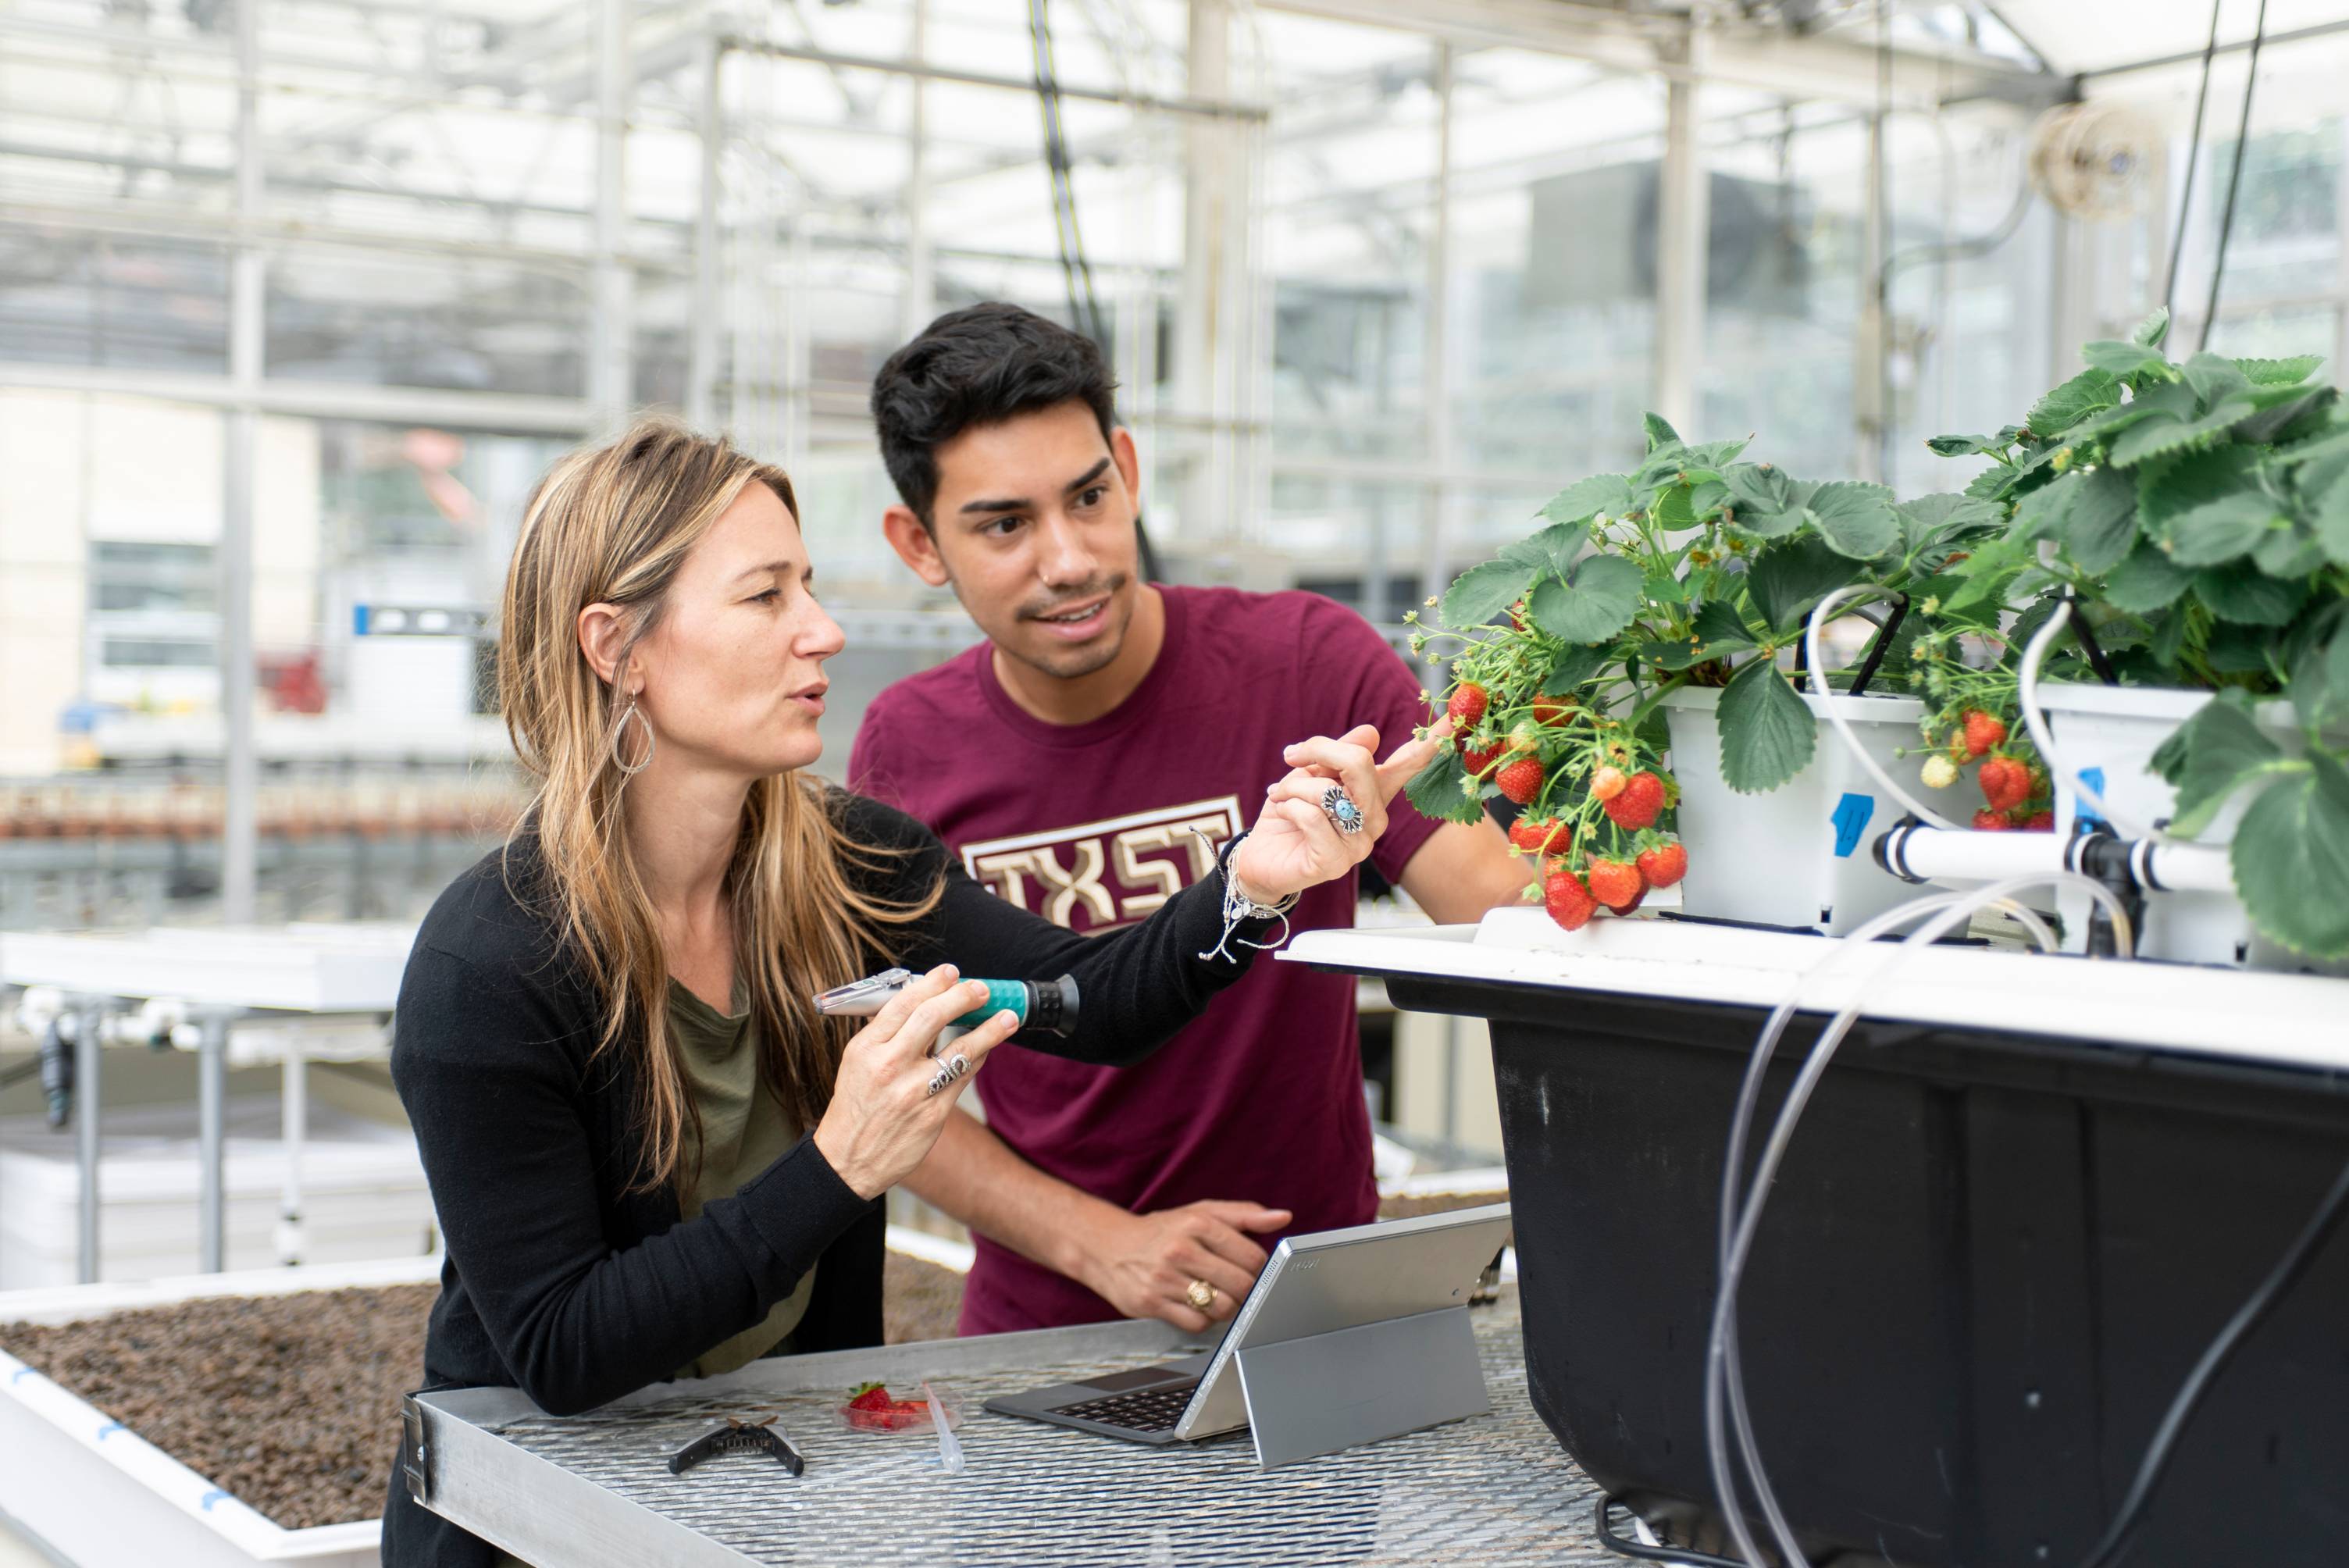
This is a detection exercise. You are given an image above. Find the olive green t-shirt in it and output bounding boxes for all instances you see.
[667,978,817,1380]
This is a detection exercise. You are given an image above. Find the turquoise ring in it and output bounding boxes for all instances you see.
[1321,783,1365,836]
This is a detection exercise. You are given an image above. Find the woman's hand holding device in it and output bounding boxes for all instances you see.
[812,965,1021,1200]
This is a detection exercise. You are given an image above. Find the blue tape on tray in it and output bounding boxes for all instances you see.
[2076,767,2105,825]
[1831,792,1875,857]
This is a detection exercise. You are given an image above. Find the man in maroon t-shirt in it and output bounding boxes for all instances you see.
[850,304,1527,1336]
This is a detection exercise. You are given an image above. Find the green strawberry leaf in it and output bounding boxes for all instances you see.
[1441,559,1536,629]
[2253,522,2326,577]
[2083,338,2176,383]
[1403,744,1485,825]
[1745,536,1864,636]
[2315,467,2349,565]
[1543,643,1611,695]
[1641,598,1759,670]
[1685,439,1752,470]
[2165,494,2280,567]
[2102,540,2198,612]
[2131,306,2173,347]
[1716,655,1817,794]
[2150,691,2291,836]
[2180,351,2255,408]
[2195,560,2309,625]
[2107,397,2256,467]
[2026,369,2121,439]
[2231,752,2349,958]
[2137,444,2262,534]
[2233,385,2337,446]
[1643,569,1689,604]
[2057,465,2140,574]
[1926,432,2010,458]
[1540,474,1635,528]
[1501,522,1588,579]
[1642,412,1682,453]
[2236,354,2323,386]
[1526,554,1644,644]
[1805,479,1902,560]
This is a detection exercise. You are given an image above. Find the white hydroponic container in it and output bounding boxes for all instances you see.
[2035,681,2345,974]
[0,1099,434,1288]
[1661,686,1927,935]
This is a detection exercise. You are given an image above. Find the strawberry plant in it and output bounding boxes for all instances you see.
[1404,413,2002,928]
[1921,306,2349,957]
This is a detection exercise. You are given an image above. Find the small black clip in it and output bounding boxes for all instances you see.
[668,1414,806,1477]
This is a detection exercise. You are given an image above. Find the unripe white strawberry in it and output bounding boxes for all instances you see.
[1921,754,1959,789]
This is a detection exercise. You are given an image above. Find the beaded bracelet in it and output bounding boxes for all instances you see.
[1192,829,1301,963]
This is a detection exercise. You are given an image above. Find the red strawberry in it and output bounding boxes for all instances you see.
[1509,817,1570,855]
[1971,808,2013,832]
[1507,600,1529,632]
[1495,756,1546,805]
[1602,771,1666,830]
[1543,868,1596,931]
[1977,756,2028,813]
[1961,709,2007,758]
[1531,693,1577,726]
[1460,738,1504,779]
[848,1382,893,1412]
[1446,682,1488,730]
[1586,858,1643,908]
[1605,886,1648,916]
[2018,808,2055,831]
[1589,765,1627,800]
[1635,840,1688,888]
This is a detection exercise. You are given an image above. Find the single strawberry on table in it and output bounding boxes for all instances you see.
[1602,770,1666,830]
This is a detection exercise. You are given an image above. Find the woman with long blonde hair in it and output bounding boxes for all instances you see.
[383,419,1431,1566]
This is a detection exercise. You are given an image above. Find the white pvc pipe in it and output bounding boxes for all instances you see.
[2016,597,2180,844]
[1805,586,1967,832]
[1883,823,2069,886]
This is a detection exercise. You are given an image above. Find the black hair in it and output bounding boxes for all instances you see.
[869,301,1119,526]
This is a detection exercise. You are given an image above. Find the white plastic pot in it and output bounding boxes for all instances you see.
[1661,686,1927,935]
[2034,681,2344,974]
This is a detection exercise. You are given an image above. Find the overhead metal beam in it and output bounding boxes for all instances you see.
[0,361,598,433]
[2079,17,2349,80]
[1259,0,2062,111]
[716,34,1268,122]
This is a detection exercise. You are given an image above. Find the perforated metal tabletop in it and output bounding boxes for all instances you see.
[406,1291,1616,1566]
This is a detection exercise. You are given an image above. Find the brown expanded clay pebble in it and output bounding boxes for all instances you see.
[0,1258,975,1530]
[0,1284,437,1531]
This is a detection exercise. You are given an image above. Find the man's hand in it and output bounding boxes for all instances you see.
[1075,1200,1293,1333]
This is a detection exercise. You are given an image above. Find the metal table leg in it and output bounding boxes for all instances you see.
[198,1014,227,1273]
[278,1038,305,1267]
[74,1000,102,1285]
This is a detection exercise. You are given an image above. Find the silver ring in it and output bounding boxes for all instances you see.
[1320,783,1364,836]
[925,1053,972,1098]
[948,1053,970,1078]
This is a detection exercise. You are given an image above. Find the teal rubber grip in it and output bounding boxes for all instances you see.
[949,979,1029,1031]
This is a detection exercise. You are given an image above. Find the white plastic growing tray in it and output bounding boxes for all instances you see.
[0,1231,974,1568]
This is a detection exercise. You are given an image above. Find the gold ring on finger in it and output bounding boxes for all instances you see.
[1185,1278,1216,1313]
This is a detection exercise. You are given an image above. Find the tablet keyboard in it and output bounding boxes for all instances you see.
[1054,1382,1199,1433]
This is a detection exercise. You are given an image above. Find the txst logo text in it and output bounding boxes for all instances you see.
[961,796,1246,932]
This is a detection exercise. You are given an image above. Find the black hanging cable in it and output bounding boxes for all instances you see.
[2197,0,2271,353]
[2162,0,2224,319]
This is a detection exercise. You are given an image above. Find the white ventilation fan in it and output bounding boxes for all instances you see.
[2027,102,2166,220]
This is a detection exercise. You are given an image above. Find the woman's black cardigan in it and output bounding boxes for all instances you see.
[380,792,1270,1567]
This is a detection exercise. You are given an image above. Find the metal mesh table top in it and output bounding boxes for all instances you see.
[472,1297,1616,1566]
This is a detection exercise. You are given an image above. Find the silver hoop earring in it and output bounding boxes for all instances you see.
[611,700,655,776]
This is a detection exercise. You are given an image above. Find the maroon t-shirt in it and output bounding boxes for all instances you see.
[847,585,1442,1334]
